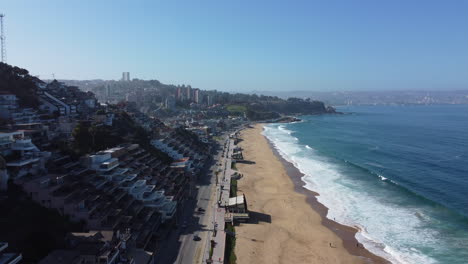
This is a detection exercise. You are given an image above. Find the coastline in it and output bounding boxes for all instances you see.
[264,127,390,264]
[234,124,389,264]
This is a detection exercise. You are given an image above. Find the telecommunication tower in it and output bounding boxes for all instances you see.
[0,14,5,63]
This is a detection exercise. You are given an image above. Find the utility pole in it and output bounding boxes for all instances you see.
[0,14,6,63]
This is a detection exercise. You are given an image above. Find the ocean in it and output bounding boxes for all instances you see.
[262,105,468,264]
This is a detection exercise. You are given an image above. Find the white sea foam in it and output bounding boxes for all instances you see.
[378,175,388,181]
[262,124,439,264]
[277,124,293,135]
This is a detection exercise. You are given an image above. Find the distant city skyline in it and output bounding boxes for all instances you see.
[2,0,468,92]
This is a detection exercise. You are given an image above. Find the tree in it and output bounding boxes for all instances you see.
[71,122,92,154]
[0,62,41,108]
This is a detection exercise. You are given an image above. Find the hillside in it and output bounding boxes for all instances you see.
[0,62,43,108]
[0,61,336,121]
[226,97,335,120]
[64,79,336,120]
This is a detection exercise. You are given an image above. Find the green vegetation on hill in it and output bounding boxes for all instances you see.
[70,111,172,163]
[205,91,333,113]
[71,121,123,155]
[175,127,209,152]
[132,125,173,164]
[220,94,334,121]
[245,109,280,121]
[109,111,172,163]
[0,62,41,108]
[226,105,247,115]
[268,97,331,114]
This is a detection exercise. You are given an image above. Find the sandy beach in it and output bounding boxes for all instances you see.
[233,124,388,264]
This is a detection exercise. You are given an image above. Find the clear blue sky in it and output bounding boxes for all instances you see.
[2,0,468,92]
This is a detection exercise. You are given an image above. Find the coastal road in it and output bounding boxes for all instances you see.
[173,170,217,264]
[154,135,228,264]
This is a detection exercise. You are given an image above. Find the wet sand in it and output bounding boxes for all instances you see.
[233,124,389,264]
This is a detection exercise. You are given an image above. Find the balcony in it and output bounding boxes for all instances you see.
[161,201,177,221]
[6,157,40,167]
[0,252,22,264]
[120,179,138,189]
[11,138,38,151]
[98,158,119,172]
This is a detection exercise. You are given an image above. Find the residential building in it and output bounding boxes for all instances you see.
[206,95,213,106]
[150,139,183,160]
[122,72,130,82]
[185,86,192,101]
[0,131,23,156]
[175,87,182,101]
[150,128,210,176]
[82,145,178,221]
[3,131,51,179]
[0,94,18,119]
[37,80,96,117]
[39,230,134,264]
[193,89,200,104]
[0,242,22,264]
[8,108,42,125]
[16,143,181,258]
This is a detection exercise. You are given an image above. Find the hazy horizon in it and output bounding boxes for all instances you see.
[55,78,468,94]
[3,0,468,92]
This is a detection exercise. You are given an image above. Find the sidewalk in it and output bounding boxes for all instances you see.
[202,136,236,264]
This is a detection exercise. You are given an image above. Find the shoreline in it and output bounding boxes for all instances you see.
[263,126,390,264]
[233,124,389,264]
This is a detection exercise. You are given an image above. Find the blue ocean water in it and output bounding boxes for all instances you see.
[263,105,468,264]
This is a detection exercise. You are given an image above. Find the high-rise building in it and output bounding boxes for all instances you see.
[185,86,192,101]
[176,87,182,101]
[121,72,130,81]
[193,89,200,104]
[206,95,213,106]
